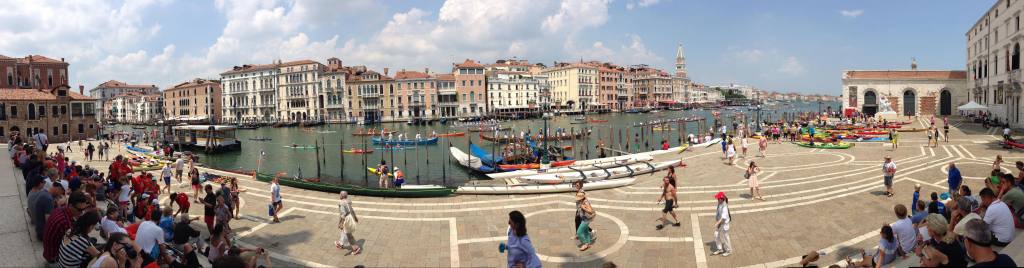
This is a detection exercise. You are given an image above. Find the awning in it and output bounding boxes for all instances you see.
[957,101,988,111]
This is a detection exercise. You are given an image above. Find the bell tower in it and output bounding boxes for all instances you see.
[675,42,687,78]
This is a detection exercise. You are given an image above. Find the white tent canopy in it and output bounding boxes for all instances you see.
[957,101,988,111]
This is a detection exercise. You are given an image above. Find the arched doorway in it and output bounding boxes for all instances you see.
[862,91,878,116]
[903,90,916,116]
[939,90,952,115]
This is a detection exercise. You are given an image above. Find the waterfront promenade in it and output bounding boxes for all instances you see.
[4,116,1022,267]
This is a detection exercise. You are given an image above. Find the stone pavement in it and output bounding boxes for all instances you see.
[0,144,47,267]
[3,116,1021,267]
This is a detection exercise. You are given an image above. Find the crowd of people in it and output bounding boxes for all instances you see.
[9,130,272,268]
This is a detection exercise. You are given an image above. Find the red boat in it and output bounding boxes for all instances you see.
[498,160,577,170]
[855,131,889,135]
[1004,141,1024,149]
[436,132,466,137]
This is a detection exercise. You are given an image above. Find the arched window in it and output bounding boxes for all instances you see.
[27,103,35,120]
[1014,43,1020,70]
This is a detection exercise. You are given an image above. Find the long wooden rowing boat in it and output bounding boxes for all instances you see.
[253,173,454,198]
[479,130,591,143]
[436,132,466,137]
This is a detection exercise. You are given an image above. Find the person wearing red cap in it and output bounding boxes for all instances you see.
[711,191,732,257]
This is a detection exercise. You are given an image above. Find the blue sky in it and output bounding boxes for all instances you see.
[0,0,993,94]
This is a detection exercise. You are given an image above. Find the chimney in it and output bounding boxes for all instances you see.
[383,68,389,76]
[61,58,65,62]
[424,67,429,74]
[79,85,84,94]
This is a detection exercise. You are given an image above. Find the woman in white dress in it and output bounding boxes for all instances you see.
[740,136,749,158]
[335,191,362,255]
[746,162,765,200]
[726,137,737,165]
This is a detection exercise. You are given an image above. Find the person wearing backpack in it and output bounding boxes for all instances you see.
[575,191,596,251]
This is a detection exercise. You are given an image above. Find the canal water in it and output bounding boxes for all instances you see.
[110,101,837,186]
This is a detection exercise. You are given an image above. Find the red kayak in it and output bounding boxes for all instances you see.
[856,131,889,135]
[1005,141,1024,149]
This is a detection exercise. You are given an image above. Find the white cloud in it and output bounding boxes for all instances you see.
[626,0,661,10]
[731,49,765,62]
[2,0,672,91]
[777,56,806,75]
[839,9,863,18]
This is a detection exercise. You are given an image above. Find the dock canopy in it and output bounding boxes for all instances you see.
[957,101,987,111]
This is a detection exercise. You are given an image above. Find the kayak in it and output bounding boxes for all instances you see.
[498,160,576,171]
[796,142,853,149]
[367,167,394,177]
[343,149,374,154]
[253,173,454,198]
[695,138,723,148]
[855,131,889,135]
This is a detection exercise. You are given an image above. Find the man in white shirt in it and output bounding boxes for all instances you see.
[890,204,917,253]
[33,131,48,151]
[100,209,127,237]
[980,188,1015,246]
[135,210,167,263]
[270,174,283,223]
[1004,127,1012,143]
[882,156,897,197]
[174,158,185,184]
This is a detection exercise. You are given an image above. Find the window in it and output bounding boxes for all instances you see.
[0,103,4,120]
[38,105,45,118]
[0,127,3,137]
[10,106,17,118]
[52,106,58,117]
[27,103,35,120]
[77,124,84,134]
[71,103,82,116]
[61,124,67,135]
[52,127,57,136]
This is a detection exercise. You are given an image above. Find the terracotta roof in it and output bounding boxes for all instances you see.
[394,71,431,80]
[844,70,967,80]
[69,91,93,100]
[17,55,66,64]
[96,80,157,89]
[0,88,95,101]
[280,59,319,67]
[434,73,455,80]
[168,79,220,90]
[0,54,13,60]
[220,64,278,75]
[455,59,483,68]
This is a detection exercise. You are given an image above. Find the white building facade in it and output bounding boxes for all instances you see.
[967,0,1024,126]
[841,69,967,118]
[487,72,546,115]
[89,80,158,122]
[220,64,279,123]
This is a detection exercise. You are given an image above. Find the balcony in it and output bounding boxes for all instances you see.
[359,92,381,98]
[438,88,457,95]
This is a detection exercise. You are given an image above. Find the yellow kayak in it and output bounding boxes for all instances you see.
[367,167,394,177]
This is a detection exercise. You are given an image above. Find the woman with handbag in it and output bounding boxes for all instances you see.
[575,192,596,251]
[335,191,362,255]
[747,162,765,201]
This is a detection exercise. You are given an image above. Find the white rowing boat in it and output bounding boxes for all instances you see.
[694,137,723,148]
[456,177,636,194]
[485,154,654,179]
[519,159,680,183]
[449,147,498,173]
